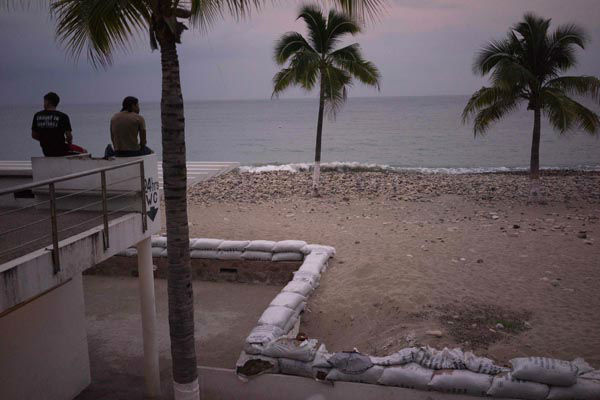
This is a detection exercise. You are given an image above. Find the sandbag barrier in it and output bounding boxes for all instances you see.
[231,240,600,400]
[120,236,600,399]
[116,238,316,263]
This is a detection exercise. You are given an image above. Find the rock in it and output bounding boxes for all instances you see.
[513,224,520,229]
[491,215,500,220]
[495,323,505,329]
[476,259,484,264]
[577,231,587,239]
[426,330,443,338]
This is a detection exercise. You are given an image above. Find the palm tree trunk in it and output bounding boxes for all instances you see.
[159,38,199,398]
[529,106,542,202]
[313,74,325,196]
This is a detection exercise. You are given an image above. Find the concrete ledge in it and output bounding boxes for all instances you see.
[198,366,518,400]
[0,213,151,312]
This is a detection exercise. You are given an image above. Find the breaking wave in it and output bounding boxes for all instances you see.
[238,162,600,174]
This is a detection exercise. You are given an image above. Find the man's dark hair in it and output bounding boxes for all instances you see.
[44,92,60,107]
[121,96,139,112]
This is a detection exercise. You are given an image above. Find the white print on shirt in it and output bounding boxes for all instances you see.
[36,114,61,128]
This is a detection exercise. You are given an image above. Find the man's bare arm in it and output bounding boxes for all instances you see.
[32,130,40,141]
[65,131,73,144]
[140,129,147,147]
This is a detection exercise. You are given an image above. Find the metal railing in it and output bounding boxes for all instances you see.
[0,159,148,273]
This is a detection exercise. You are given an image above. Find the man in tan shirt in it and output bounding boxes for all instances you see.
[110,96,152,157]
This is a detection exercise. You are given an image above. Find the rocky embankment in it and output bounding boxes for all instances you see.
[189,170,600,205]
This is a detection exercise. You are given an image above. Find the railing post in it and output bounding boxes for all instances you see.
[48,183,60,273]
[139,160,147,232]
[101,170,109,250]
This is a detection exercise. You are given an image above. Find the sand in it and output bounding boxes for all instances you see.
[182,170,600,368]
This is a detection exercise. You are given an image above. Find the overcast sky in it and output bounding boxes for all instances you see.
[1,0,599,105]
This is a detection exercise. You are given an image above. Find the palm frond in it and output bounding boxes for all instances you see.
[546,23,588,73]
[328,0,387,23]
[51,0,150,67]
[322,64,351,118]
[297,4,328,53]
[272,48,320,96]
[462,86,522,125]
[273,31,316,65]
[546,76,600,105]
[329,43,380,89]
[542,88,600,134]
[323,8,359,52]
[472,35,519,76]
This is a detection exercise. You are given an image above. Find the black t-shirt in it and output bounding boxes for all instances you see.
[31,110,72,156]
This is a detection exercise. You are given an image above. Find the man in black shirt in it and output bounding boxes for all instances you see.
[31,92,74,157]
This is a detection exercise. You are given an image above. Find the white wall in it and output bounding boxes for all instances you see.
[0,274,90,400]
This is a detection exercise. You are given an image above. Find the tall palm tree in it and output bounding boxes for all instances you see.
[272,4,381,196]
[2,1,385,398]
[462,13,600,201]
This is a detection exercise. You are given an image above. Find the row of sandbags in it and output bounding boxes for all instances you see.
[239,343,600,400]
[116,237,336,262]
[243,250,333,355]
[236,240,599,400]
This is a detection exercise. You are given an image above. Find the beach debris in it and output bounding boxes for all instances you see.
[426,330,443,338]
[495,323,505,330]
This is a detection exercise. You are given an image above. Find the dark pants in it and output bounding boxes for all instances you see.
[114,146,153,157]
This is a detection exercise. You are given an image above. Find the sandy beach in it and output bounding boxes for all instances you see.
[182,169,600,368]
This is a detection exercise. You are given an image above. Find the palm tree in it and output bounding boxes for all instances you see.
[272,4,381,196]
[2,1,385,398]
[462,13,600,201]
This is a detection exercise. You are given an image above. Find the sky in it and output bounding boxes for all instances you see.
[0,0,599,105]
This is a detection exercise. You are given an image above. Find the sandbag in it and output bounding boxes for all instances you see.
[312,344,333,368]
[190,238,223,250]
[190,250,218,259]
[282,280,314,297]
[547,378,600,400]
[272,252,304,262]
[293,271,320,289]
[378,362,433,390]
[262,338,318,362]
[258,306,296,329]
[298,253,330,274]
[282,302,305,334]
[511,357,578,386]
[273,240,308,253]
[244,325,284,355]
[328,351,373,374]
[278,346,331,380]
[218,240,250,252]
[151,236,167,248]
[580,370,600,381]
[152,247,165,257]
[301,244,336,256]
[371,348,417,366]
[464,351,509,375]
[487,372,549,400]
[428,370,493,396]
[572,358,595,375]
[241,251,273,261]
[123,247,137,256]
[246,240,276,252]
[217,250,243,260]
[236,352,279,378]
[414,347,466,370]
[270,292,306,311]
[326,366,384,384]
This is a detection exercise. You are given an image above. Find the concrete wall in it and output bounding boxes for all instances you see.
[198,367,517,400]
[0,275,90,400]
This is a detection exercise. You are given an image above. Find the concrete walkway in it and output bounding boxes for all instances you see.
[76,275,281,400]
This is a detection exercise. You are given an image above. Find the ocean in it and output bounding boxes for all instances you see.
[2,96,599,172]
